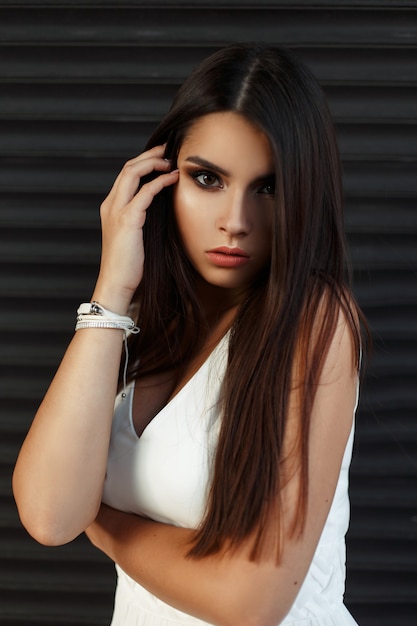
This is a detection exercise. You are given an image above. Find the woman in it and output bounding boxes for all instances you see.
[13,44,366,625]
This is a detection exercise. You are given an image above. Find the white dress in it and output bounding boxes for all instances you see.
[102,334,359,625]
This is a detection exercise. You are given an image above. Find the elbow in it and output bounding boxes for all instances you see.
[13,481,64,546]
[28,528,73,548]
[12,470,100,546]
[13,478,86,547]
[15,504,79,547]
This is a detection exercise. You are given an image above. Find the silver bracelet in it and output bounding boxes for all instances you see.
[76,301,140,336]
[75,301,140,398]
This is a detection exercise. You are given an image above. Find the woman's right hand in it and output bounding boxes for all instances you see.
[93,144,179,314]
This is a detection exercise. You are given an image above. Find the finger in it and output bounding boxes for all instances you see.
[117,157,173,204]
[103,145,168,205]
[129,169,179,223]
[105,156,173,209]
[125,144,167,166]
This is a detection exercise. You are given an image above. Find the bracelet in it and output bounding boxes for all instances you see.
[75,301,140,398]
[76,302,140,336]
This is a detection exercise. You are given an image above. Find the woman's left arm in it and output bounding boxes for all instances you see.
[87,506,288,625]
[86,309,359,626]
[87,504,309,626]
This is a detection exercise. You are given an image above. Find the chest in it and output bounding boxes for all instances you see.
[131,341,227,438]
[102,348,226,527]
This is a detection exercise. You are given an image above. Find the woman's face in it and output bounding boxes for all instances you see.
[173,112,275,302]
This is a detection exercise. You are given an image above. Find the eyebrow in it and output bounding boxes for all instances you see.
[184,155,275,184]
[185,156,230,177]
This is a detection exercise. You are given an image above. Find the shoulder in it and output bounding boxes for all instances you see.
[309,291,360,436]
[282,291,359,532]
[291,285,360,415]
[322,298,359,381]
[308,284,361,378]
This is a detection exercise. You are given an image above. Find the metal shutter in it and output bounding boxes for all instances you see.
[1,2,416,624]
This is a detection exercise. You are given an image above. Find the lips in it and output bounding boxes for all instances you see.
[206,247,250,268]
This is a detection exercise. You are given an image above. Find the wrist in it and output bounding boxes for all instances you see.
[75,301,139,397]
[91,285,136,316]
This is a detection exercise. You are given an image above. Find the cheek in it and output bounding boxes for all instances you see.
[173,183,200,250]
[174,182,191,226]
[173,181,211,237]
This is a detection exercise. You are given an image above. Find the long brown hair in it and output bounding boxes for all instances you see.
[125,44,366,560]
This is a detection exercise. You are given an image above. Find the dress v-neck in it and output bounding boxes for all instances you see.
[129,332,229,441]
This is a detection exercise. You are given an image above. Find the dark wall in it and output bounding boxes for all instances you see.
[1,1,416,625]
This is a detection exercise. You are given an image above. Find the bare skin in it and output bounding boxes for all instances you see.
[13,145,179,541]
[13,113,358,625]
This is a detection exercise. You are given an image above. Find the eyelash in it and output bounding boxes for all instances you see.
[189,169,275,195]
[191,170,222,189]
[258,181,275,196]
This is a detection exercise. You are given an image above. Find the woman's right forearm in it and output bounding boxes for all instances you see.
[12,326,124,546]
[13,147,179,546]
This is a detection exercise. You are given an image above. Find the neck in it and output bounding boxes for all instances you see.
[195,277,247,324]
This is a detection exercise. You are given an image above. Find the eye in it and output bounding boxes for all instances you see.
[191,170,222,189]
[258,179,275,195]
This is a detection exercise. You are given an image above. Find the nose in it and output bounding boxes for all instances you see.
[217,189,251,238]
